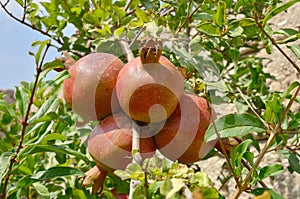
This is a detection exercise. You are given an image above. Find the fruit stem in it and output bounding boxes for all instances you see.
[139,38,163,64]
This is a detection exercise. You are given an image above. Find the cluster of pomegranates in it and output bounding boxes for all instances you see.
[63,38,216,195]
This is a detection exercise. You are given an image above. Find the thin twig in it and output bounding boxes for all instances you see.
[175,2,203,34]
[205,89,242,189]
[22,0,27,21]
[237,87,270,129]
[125,0,134,12]
[279,83,300,127]
[129,26,146,48]
[1,42,51,199]
[255,14,300,74]
[0,1,64,46]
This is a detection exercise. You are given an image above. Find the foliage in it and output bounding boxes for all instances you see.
[1,0,300,198]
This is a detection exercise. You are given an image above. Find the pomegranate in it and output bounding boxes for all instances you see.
[63,53,124,121]
[116,38,184,123]
[154,94,217,164]
[87,112,156,173]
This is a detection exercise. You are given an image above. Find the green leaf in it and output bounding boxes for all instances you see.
[252,188,285,199]
[288,43,300,59]
[259,164,284,180]
[30,112,58,124]
[197,22,222,37]
[41,133,66,143]
[198,187,220,199]
[231,139,253,171]
[160,177,172,196]
[31,167,85,180]
[32,182,50,199]
[0,152,14,182]
[22,144,89,163]
[132,184,147,199]
[27,97,60,124]
[136,7,149,23]
[15,86,29,117]
[31,40,50,66]
[190,172,211,187]
[114,163,144,181]
[0,100,17,118]
[205,113,266,142]
[213,1,226,27]
[288,153,300,174]
[263,0,299,25]
[42,59,64,71]
[166,179,185,198]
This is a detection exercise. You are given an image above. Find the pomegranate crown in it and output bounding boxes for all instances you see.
[139,37,163,64]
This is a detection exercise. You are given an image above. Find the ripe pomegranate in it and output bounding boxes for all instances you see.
[154,94,217,164]
[116,38,184,123]
[63,53,124,121]
[88,112,156,173]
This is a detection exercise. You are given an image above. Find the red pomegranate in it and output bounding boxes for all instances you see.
[87,112,156,173]
[63,53,124,121]
[116,38,184,123]
[154,94,217,164]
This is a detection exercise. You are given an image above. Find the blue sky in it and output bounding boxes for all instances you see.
[0,1,59,89]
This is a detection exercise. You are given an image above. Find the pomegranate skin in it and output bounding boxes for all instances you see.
[154,94,217,164]
[87,112,156,172]
[63,53,124,121]
[116,56,184,123]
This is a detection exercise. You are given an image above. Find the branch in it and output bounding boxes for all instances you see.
[255,14,300,74]
[232,83,300,198]
[1,42,51,199]
[125,0,134,12]
[0,1,64,46]
[175,2,204,34]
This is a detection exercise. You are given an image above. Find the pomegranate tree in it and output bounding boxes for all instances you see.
[116,39,184,123]
[154,94,217,164]
[63,53,124,121]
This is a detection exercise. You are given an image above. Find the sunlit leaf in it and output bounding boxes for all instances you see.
[263,0,299,25]
[32,182,50,199]
[259,164,284,180]
[205,114,266,142]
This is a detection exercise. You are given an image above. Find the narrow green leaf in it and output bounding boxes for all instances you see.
[0,152,14,182]
[42,59,64,71]
[32,40,50,65]
[27,97,60,124]
[29,112,58,124]
[22,144,89,163]
[274,28,299,37]
[41,133,66,143]
[0,100,18,118]
[32,182,50,199]
[31,167,85,180]
[259,164,284,180]
[205,113,266,142]
[231,139,253,170]
[288,43,300,59]
[277,33,300,44]
[263,0,299,25]
[213,1,226,27]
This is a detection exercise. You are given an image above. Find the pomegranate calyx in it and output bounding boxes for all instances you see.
[139,37,162,64]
